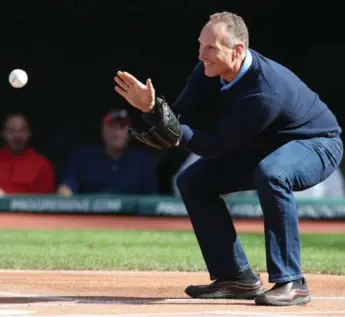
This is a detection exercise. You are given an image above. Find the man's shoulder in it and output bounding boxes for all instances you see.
[187,61,206,83]
[249,49,283,68]
[189,61,220,85]
[249,49,304,85]
[246,49,311,97]
[191,61,205,74]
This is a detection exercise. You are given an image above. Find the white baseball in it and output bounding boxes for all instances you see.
[9,69,28,88]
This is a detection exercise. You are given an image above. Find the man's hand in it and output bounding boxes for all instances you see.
[56,185,73,197]
[114,71,155,113]
[114,71,182,150]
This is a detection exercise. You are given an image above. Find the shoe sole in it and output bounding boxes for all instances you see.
[255,295,311,306]
[185,285,265,300]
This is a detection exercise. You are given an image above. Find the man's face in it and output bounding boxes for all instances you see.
[3,115,30,152]
[102,121,129,150]
[198,22,239,78]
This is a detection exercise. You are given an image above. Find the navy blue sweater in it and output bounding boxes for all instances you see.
[165,49,341,157]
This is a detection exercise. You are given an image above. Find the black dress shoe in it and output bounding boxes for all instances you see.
[255,277,311,306]
[185,274,265,299]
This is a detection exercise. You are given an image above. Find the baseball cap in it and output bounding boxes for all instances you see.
[103,109,131,126]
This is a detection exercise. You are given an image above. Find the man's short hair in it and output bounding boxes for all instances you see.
[209,11,249,49]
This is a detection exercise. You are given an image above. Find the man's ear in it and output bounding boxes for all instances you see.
[233,43,245,58]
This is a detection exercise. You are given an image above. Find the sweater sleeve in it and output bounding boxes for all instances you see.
[179,94,282,157]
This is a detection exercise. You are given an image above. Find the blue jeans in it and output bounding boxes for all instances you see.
[177,136,343,283]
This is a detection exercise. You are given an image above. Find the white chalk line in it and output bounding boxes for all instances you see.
[162,297,345,302]
[313,296,345,300]
[0,291,344,317]
[18,313,345,317]
[17,313,345,317]
[0,291,77,302]
[12,312,345,317]
[0,291,344,303]
[0,311,34,316]
[0,309,344,317]
[0,269,201,275]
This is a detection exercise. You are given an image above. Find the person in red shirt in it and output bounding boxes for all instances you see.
[0,114,55,194]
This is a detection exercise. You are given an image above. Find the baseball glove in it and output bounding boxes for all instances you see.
[128,96,182,150]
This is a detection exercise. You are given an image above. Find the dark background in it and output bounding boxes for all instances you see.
[0,0,344,193]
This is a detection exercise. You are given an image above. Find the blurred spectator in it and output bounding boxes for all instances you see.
[0,114,55,194]
[57,109,157,196]
[173,153,345,198]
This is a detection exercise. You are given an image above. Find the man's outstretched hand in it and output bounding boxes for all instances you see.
[114,71,155,113]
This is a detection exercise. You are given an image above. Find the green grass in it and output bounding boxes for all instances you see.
[0,229,344,274]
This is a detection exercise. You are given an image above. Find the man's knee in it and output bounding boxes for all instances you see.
[176,166,199,196]
[254,161,290,190]
[176,160,212,197]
